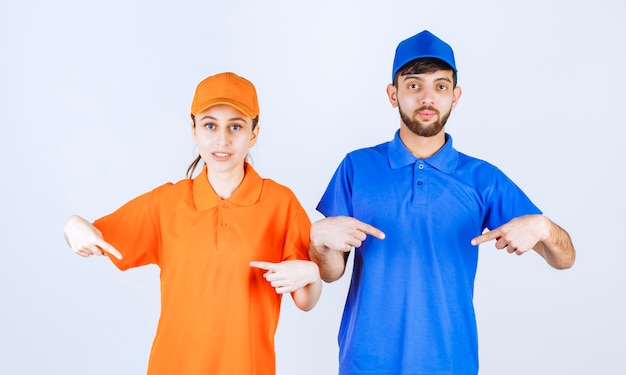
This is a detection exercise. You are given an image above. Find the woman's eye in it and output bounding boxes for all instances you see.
[204,123,216,130]
[230,124,242,131]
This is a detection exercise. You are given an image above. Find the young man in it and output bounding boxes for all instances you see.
[309,30,575,375]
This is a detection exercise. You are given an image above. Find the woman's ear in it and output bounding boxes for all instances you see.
[249,126,260,148]
[386,84,398,108]
[190,118,197,140]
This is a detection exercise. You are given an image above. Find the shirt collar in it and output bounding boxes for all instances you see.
[193,162,263,211]
[388,130,459,174]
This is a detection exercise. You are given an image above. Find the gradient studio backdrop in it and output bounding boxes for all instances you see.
[1,0,624,374]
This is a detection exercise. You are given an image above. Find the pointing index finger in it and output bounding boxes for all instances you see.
[95,239,123,260]
[101,242,123,260]
[357,221,386,240]
[249,261,276,271]
[470,229,500,246]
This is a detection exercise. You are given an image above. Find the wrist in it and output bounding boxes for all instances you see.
[310,261,320,284]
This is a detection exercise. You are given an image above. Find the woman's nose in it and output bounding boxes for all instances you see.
[215,128,229,145]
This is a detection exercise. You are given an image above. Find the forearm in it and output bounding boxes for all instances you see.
[292,276,322,312]
[534,219,576,269]
[308,243,348,283]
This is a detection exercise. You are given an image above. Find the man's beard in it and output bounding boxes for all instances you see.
[399,104,452,137]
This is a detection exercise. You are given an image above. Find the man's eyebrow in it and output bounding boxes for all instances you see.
[402,74,452,83]
[401,75,424,82]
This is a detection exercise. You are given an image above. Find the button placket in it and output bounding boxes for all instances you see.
[217,202,233,253]
[221,203,229,227]
[413,162,428,205]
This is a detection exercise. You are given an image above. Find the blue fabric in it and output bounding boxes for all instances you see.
[317,131,541,375]
[392,30,457,81]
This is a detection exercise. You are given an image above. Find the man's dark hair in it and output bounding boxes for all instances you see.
[393,57,457,87]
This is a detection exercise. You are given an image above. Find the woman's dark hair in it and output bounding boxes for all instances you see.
[393,57,457,87]
[185,115,260,179]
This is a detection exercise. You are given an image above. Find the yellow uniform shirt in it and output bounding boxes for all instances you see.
[94,163,311,374]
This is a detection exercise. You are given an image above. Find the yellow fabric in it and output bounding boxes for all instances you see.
[94,164,311,374]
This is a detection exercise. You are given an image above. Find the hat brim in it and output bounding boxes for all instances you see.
[192,98,258,119]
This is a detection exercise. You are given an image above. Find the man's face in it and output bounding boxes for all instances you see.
[392,70,461,137]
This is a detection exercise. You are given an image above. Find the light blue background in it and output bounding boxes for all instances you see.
[1,0,624,374]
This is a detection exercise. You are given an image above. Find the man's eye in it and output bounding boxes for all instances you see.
[409,84,419,89]
[437,85,448,90]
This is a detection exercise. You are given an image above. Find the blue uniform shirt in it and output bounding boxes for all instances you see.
[317,131,541,375]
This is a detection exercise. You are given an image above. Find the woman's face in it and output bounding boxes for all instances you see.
[192,104,259,176]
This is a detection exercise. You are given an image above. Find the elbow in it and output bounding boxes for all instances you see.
[551,248,576,270]
[552,261,574,270]
[297,302,316,312]
[320,275,342,284]
[320,269,345,283]
[293,291,321,312]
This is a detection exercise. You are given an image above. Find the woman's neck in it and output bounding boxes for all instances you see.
[207,165,246,199]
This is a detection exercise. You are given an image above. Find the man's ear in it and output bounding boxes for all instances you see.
[386,84,399,108]
[451,86,462,109]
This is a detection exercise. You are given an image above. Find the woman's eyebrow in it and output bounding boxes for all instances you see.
[198,115,246,122]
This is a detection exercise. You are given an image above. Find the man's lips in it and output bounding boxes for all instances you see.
[417,110,436,119]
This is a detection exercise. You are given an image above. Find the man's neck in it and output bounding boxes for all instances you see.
[398,127,446,159]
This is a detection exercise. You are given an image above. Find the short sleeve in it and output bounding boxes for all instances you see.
[483,167,542,231]
[316,155,354,218]
[94,186,164,270]
[281,197,312,261]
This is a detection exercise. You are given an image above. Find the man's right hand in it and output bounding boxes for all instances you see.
[311,216,385,253]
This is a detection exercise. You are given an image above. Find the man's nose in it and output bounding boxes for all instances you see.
[419,87,435,105]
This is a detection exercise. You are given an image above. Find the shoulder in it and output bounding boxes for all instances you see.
[258,178,308,216]
[260,177,299,200]
[148,178,193,201]
[151,178,191,192]
[343,141,390,163]
[451,151,523,196]
[349,141,390,156]
[456,151,499,175]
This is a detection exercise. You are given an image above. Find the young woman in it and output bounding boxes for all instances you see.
[63,72,322,375]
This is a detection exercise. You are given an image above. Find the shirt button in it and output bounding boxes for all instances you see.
[417,181,423,185]
[223,204,229,208]
[418,164,425,170]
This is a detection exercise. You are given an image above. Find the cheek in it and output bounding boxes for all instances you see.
[446,97,456,110]
[194,136,215,155]
[195,143,211,159]
[238,137,254,150]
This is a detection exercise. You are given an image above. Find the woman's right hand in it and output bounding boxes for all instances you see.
[63,215,122,260]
